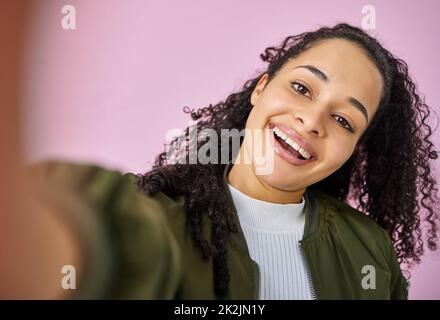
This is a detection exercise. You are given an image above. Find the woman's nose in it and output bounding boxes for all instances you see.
[294,110,326,137]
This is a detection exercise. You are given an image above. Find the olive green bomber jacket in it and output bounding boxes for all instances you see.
[28,160,409,300]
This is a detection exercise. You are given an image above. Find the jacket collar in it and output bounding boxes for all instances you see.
[222,161,322,254]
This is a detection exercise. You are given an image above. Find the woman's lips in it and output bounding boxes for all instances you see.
[269,123,317,166]
[269,122,318,159]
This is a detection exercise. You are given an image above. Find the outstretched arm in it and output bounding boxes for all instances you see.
[19,161,182,299]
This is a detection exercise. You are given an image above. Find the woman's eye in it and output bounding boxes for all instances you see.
[334,115,354,133]
[290,81,355,133]
[291,82,311,98]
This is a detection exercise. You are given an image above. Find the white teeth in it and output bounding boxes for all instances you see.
[273,126,312,159]
[292,141,300,150]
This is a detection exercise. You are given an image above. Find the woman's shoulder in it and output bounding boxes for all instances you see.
[312,189,393,250]
[310,190,409,299]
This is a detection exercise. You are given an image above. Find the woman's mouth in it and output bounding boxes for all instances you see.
[269,123,317,166]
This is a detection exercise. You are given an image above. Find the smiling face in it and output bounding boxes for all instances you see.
[228,38,384,203]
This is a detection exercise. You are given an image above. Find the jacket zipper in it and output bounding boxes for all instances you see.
[299,241,318,300]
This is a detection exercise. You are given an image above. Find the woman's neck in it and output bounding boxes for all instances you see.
[227,160,305,204]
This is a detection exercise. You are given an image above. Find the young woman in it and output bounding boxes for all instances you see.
[29,23,439,299]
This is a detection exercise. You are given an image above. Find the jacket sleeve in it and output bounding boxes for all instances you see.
[385,234,410,300]
[27,160,182,299]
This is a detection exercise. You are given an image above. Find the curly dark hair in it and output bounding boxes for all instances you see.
[136,23,439,297]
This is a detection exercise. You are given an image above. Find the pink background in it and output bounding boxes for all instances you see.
[21,0,440,299]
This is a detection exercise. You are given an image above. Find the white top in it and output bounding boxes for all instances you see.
[227,183,313,300]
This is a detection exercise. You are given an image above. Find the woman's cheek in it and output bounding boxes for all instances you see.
[329,140,356,167]
[259,90,292,114]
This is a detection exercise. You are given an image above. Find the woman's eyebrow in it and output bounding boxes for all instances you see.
[293,64,369,124]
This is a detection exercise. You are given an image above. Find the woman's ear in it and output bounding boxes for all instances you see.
[250,73,269,106]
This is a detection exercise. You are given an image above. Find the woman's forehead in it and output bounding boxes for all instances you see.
[282,39,380,79]
[278,38,384,115]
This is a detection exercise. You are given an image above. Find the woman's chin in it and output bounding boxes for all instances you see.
[253,165,306,192]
